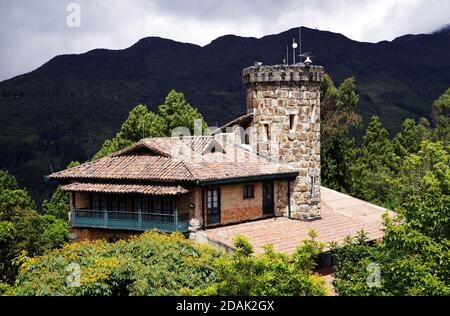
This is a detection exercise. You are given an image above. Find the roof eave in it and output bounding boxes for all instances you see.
[196,172,299,186]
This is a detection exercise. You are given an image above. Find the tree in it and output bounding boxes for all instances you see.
[158,90,207,135]
[10,232,220,296]
[332,141,450,296]
[349,116,399,207]
[190,232,328,296]
[395,141,450,240]
[392,118,431,157]
[93,90,207,159]
[0,170,68,284]
[320,75,361,192]
[41,161,80,220]
[432,88,450,145]
[117,104,167,142]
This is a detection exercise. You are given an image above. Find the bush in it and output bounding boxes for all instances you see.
[188,232,328,296]
[11,232,221,296]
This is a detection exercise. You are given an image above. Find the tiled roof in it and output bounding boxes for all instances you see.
[49,136,298,182]
[61,183,189,196]
[50,155,193,181]
[204,187,393,254]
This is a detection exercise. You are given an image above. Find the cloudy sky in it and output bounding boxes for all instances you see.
[0,0,449,81]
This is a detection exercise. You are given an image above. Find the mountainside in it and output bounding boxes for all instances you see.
[1,26,449,203]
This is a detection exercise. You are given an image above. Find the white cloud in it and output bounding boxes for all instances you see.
[0,0,449,81]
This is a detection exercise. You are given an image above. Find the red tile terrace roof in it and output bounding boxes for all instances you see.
[61,182,189,196]
[49,137,298,183]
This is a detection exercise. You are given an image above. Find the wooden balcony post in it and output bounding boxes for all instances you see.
[138,206,142,231]
[103,203,108,228]
[175,204,179,231]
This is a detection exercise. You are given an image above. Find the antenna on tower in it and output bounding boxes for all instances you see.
[286,45,289,65]
[292,38,298,64]
[299,27,303,64]
[298,27,315,65]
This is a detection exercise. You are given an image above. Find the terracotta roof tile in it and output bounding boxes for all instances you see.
[49,136,298,182]
[50,155,193,181]
[61,183,188,195]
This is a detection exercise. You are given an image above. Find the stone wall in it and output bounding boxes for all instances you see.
[71,228,139,242]
[243,64,323,221]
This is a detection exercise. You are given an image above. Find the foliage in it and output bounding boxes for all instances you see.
[9,232,221,296]
[332,216,450,296]
[349,116,399,207]
[332,140,450,296]
[158,90,207,135]
[93,90,207,159]
[41,161,80,220]
[0,170,68,284]
[432,87,450,145]
[189,232,328,296]
[392,118,431,157]
[320,75,361,192]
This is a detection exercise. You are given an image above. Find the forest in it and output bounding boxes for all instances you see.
[0,76,449,296]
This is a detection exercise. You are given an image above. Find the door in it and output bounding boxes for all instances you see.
[206,188,220,225]
[263,181,274,215]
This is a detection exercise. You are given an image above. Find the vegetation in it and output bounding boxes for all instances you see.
[5,232,327,296]
[188,232,328,296]
[0,74,449,296]
[0,171,68,286]
[93,90,207,160]
[322,76,450,296]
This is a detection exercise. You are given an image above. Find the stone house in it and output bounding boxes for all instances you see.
[50,63,388,245]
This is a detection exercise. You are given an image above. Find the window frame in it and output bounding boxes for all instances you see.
[243,184,255,200]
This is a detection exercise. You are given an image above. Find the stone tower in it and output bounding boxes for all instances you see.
[242,64,324,221]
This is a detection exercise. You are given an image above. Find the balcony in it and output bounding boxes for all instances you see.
[71,209,190,233]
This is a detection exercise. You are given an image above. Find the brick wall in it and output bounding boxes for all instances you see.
[219,182,263,225]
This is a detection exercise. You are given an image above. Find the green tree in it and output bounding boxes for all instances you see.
[117,104,167,142]
[190,232,328,296]
[332,141,450,296]
[93,91,207,159]
[392,118,431,157]
[395,141,450,240]
[349,116,399,206]
[158,90,207,135]
[0,170,68,284]
[320,75,361,192]
[41,161,80,220]
[10,232,220,296]
[432,88,450,145]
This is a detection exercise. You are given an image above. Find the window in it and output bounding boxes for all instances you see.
[243,185,255,199]
[289,114,296,131]
[206,188,220,225]
[264,124,271,141]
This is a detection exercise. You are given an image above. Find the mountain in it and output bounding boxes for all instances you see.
[0,26,449,204]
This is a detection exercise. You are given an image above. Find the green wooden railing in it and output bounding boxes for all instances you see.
[71,209,190,233]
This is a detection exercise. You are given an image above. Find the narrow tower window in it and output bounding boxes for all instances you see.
[264,124,271,141]
[289,114,296,131]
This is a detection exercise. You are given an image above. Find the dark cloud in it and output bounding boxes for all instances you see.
[0,0,449,81]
